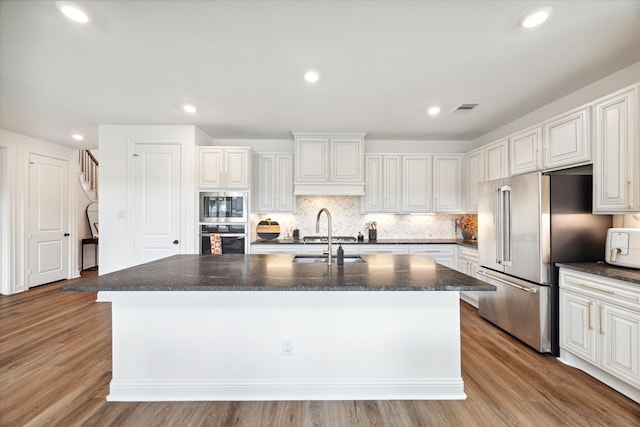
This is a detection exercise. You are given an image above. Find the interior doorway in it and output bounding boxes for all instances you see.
[28,153,70,287]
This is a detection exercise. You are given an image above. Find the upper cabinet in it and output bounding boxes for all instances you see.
[593,85,639,213]
[484,138,509,181]
[363,154,401,212]
[198,147,251,189]
[254,153,294,213]
[402,155,432,213]
[365,153,461,213]
[543,107,591,170]
[293,131,366,195]
[509,126,542,175]
[464,140,507,213]
[509,107,592,176]
[433,155,463,213]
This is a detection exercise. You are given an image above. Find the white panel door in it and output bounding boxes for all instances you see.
[133,144,181,265]
[28,154,70,286]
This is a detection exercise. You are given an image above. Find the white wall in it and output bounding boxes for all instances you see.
[473,61,640,147]
[0,129,78,295]
[98,125,197,274]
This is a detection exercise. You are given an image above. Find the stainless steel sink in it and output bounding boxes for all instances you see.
[292,255,366,263]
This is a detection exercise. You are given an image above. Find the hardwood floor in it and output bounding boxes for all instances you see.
[1,274,638,426]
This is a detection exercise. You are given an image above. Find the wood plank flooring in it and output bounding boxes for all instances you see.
[1,273,638,426]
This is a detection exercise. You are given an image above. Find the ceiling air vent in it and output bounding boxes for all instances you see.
[453,103,479,112]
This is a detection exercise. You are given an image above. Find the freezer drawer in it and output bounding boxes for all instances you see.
[477,269,551,353]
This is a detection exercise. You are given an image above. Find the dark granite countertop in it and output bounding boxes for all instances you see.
[252,238,479,249]
[557,262,640,285]
[62,254,495,292]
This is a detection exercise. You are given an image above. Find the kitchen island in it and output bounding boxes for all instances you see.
[63,254,495,402]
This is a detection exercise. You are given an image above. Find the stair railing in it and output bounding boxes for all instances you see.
[79,149,99,198]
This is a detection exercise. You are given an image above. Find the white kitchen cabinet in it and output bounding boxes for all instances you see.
[293,131,366,195]
[433,155,463,213]
[457,246,479,308]
[542,106,591,170]
[251,244,301,254]
[409,245,455,268]
[255,153,294,213]
[484,138,509,181]
[463,147,483,213]
[198,147,250,189]
[509,126,542,176]
[360,245,409,255]
[364,154,401,213]
[559,268,640,402]
[402,155,432,213]
[593,85,639,213]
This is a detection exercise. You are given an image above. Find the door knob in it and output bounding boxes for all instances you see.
[173,240,179,245]
[64,233,70,237]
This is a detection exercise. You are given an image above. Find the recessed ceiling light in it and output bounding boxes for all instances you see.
[427,106,441,116]
[520,7,553,29]
[71,134,84,141]
[183,104,197,114]
[304,70,320,83]
[57,3,89,23]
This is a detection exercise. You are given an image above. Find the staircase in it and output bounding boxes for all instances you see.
[79,149,99,202]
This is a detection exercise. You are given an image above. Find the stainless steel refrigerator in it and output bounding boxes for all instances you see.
[477,170,611,354]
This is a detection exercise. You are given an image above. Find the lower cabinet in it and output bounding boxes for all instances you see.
[457,246,479,308]
[359,245,409,255]
[409,245,455,267]
[559,268,640,403]
[251,245,300,254]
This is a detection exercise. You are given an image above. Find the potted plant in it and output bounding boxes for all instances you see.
[459,214,477,240]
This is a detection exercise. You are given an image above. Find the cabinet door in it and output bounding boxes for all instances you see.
[364,155,383,212]
[464,148,483,212]
[510,127,542,175]
[331,138,363,182]
[543,107,591,170]
[433,156,462,213]
[225,149,249,189]
[599,303,640,386]
[484,138,509,181]
[275,155,294,212]
[383,155,401,211]
[593,87,638,213]
[402,156,432,212]
[560,290,598,364]
[360,245,409,254]
[295,138,329,182]
[199,148,223,188]
[255,155,275,212]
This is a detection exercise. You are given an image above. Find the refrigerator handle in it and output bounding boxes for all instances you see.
[495,186,502,264]
[501,185,512,266]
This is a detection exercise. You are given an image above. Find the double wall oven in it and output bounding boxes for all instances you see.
[199,192,248,254]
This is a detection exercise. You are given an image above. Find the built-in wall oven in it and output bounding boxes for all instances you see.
[200,192,247,223]
[200,224,247,254]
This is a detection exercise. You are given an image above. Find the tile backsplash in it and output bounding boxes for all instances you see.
[251,196,467,241]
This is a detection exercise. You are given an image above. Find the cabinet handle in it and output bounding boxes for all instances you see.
[626,180,631,209]
[578,282,615,295]
[637,179,639,209]
[599,304,605,336]
[588,301,594,330]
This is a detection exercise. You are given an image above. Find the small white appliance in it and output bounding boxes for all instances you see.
[605,228,640,269]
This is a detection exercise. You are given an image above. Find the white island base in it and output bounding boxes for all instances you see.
[107,291,466,401]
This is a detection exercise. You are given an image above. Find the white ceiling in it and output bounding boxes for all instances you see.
[1,1,639,149]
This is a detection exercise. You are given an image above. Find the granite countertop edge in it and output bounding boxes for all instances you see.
[253,238,479,248]
[557,262,640,285]
[61,254,495,292]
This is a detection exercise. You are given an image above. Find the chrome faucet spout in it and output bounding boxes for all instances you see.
[316,208,333,266]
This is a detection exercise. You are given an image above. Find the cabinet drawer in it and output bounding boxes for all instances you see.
[409,245,455,256]
[458,247,479,261]
[560,270,640,311]
[251,245,300,254]
[360,245,409,254]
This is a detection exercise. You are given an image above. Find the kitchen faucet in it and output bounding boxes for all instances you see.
[316,208,332,266]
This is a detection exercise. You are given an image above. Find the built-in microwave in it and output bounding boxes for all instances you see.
[199,192,247,223]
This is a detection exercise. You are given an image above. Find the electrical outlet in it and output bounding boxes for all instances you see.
[281,338,294,356]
